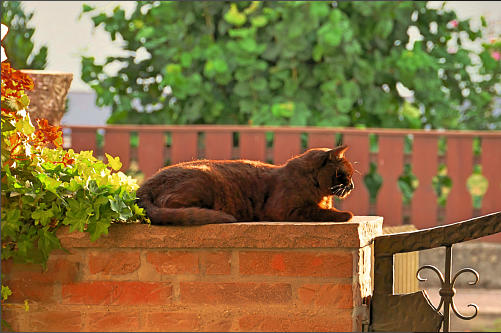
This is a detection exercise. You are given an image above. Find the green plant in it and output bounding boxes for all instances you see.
[1,60,146,325]
[1,1,47,69]
[81,1,500,130]
[1,62,145,266]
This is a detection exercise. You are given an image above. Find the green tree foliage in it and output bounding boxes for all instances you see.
[1,1,48,69]
[81,1,500,129]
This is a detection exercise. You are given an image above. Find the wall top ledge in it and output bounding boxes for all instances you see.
[57,216,383,249]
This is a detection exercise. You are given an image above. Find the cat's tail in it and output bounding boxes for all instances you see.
[136,191,237,225]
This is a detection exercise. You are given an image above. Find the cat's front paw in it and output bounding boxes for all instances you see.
[338,211,353,222]
[219,212,238,223]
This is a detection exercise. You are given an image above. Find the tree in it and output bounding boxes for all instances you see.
[81,1,501,129]
[1,1,48,69]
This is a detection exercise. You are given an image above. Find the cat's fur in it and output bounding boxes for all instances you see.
[136,146,355,225]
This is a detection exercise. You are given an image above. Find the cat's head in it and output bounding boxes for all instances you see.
[291,146,355,199]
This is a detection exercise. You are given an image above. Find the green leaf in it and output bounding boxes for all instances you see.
[313,44,323,62]
[36,173,62,195]
[251,15,268,28]
[250,77,267,91]
[82,4,95,13]
[224,3,247,26]
[137,26,155,40]
[31,208,54,226]
[272,102,295,118]
[91,13,107,27]
[15,116,35,136]
[1,285,12,301]
[318,23,342,47]
[239,38,258,53]
[63,198,93,232]
[229,27,256,39]
[375,20,394,38]
[109,194,133,220]
[106,153,122,171]
[309,3,329,19]
[87,217,112,242]
[234,81,251,97]
[37,229,61,259]
[213,58,228,73]
[180,53,192,67]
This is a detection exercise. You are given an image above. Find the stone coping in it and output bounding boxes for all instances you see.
[57,216,383,249]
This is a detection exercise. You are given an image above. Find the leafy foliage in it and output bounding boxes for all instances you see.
[81,1,500,129]
[1,62,146,270]
[1,1,47,69]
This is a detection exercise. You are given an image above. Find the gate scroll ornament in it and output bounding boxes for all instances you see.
[369,212,501,332]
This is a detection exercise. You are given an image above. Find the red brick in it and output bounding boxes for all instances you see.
[238,311,352,332]
[180,281,291,304]
[62,281,172,305]
[204,251,231,275]
[201,317,233,332]
[2,258,79,283]
[146,251,199,274]
[146,312,200,332]
[239,251,353,277]
[87,312,140,332]
[29,311,81,332]
[1,308,27,332]
[88,251,140,275]
[297,283,353,308]
[5,280,55,303]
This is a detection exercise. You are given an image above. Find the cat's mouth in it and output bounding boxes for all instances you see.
[330,180,354,199]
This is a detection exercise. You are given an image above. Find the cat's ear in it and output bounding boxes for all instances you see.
[329,145,349,160]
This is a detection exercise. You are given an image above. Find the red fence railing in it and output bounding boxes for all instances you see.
[63,125,501,241]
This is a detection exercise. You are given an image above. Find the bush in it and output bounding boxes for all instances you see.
[81,1,500,129]
[1,1,48,69]
[1,61,146,268]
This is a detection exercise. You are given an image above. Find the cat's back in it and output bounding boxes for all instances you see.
[150,158,277,183]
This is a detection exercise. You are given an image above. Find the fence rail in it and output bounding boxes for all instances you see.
[63,125,501,241]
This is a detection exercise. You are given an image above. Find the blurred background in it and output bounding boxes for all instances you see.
[2,1,500,128]
[2,2,501,331]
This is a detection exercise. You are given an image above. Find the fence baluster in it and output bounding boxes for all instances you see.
[411,135,439,228]
[138,131,166,179]
[307,133,336,149]
[377,134,404,226]
[480,136,501,242]
[240,131,267,162]
[104,129,130,172]
[445,137,473,224]
[273,131,301,165]
[70,127,97,153]
[343,133,371,216]
[205,131,233,160]
[171,131,198,164]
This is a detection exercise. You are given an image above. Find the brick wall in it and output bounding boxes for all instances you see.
[1,217,382,332]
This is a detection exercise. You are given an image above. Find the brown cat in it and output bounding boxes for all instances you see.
[136,146,355,225]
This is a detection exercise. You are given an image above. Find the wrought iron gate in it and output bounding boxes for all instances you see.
[369,211,501,332]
